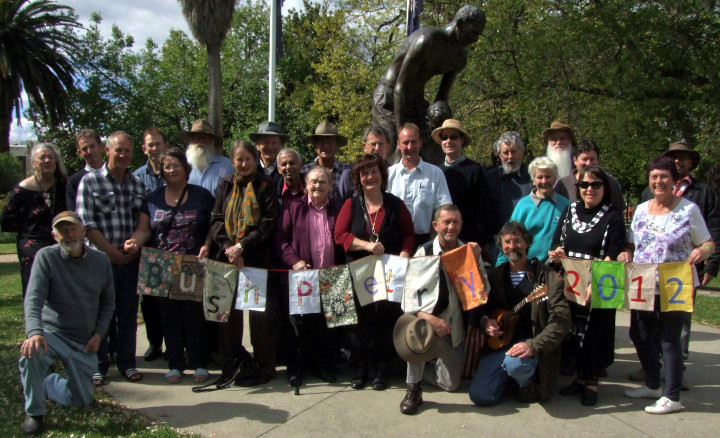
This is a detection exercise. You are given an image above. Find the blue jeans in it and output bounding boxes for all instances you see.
[469,345,539,406]
[98,260,139,374]
[19,331,97,415]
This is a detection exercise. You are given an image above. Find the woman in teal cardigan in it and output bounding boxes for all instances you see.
[496,156,569,265]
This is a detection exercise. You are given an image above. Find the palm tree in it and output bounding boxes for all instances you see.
[178,0,235,153]
[0,0,80,153]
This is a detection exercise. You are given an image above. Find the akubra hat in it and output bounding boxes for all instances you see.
[393,313,450,364]
[305,121,348,147]
[431,118,473,146]
[663,141,700,170]
[249,121,290,143]
[541,121,577,147]
[179,119,223,148]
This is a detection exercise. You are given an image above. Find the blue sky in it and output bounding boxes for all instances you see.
[10,0,306,143]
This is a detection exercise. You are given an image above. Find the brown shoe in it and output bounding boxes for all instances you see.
[517,384,539,403]
[399,383,423,415]
[628,368,645,382]
[681,378,689,391]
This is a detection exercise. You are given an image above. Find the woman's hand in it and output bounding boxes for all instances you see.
[123,238,140,255]
[198,245,210,258]
[617,251,633,263]
[293,260,310,270]
[548,247,565,263]
[225,244,243,262]
[229,254,244,270]
[366,241,385,255]
[688,244,713,265]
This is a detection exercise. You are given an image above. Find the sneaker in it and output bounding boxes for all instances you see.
[645,396,682,414]
[22,414,43,435]
[624,385,662,399]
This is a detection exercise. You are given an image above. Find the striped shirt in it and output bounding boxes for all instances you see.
[76,164,146,249]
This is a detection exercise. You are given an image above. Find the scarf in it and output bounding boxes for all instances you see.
[224,172,261,242]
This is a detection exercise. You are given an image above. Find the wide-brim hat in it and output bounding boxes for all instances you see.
[431,118,473,146]
[52,211,83,228]
[393,313,449,364]
[249,121,290,143]
[179,119,223,148]
[305,121,348,147]
[541,121,576,147]
[663,141,700,170]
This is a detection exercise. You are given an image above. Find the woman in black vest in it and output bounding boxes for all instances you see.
[334,153,415,390]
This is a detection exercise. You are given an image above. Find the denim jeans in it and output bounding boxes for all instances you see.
[20,331,97,415]
[469,343,539,406]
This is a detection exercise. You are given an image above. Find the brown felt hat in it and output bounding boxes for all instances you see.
[305,121,348,147]
[541,121,576,147]
[663,141,700,170]
[393,313,451,364]
[179,119,223,148]
[431,119,473,146]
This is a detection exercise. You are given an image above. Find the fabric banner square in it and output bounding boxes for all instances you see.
[402,256,440,313]
[658,262,694,312]
[625,263,657,311]
[169,254,205,302]
[349,256,388,307]
[137,247,173,297]
[203,259,237,322]
[591,261,625,309]
[562,258,591,305]
[236,267,268,312]
[440,244,489,311]
[318,265,358,327]
[380,254,408,303]
[288,269,321,315]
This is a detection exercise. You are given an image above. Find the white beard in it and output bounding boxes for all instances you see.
[546,143,573,179]
[59,240,83,256]
[506,250,522,262]
[187,144,214,171]
[502,161,521,174]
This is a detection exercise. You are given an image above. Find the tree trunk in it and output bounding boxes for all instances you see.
[207,42,224,156]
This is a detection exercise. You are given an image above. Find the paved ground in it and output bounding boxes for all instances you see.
[103,311,720,438]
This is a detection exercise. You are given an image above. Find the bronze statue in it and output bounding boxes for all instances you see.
[372,5,485,164]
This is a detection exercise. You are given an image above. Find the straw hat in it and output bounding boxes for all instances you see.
[431,119,473,146]
[541,121,576,147]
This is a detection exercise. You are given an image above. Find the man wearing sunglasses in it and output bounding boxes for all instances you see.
[554,139,625,212]
[431,119,493,249]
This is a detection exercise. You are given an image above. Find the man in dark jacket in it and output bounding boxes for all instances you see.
[469,221,570,406]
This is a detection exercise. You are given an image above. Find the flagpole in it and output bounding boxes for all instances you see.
[268,0,278,122]
[406,0,412,36]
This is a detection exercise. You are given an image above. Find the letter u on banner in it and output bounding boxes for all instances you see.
[591,260,625,309]
[658,262,694,312]
[137,247,173,297]
[562,258,591,305]
[204,259,238,322]
[169,254,205,302]
[289,269,321,315]
[380,254,408,303]
[349,255,388,307]
[402,255,440,313]
[440,244,489,310]
[236,267,268,311]
[625,262,657,311]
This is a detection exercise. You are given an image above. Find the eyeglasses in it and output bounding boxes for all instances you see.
[440,134,460,141]
[578,181,603,190]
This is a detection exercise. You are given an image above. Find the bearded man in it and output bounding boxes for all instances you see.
[183,119,234,198]
[542,121,576,180]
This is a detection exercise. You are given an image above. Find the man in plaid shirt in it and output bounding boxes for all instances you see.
[76,131,146,384]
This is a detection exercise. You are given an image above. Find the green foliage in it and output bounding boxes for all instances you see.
[0,152,23,193]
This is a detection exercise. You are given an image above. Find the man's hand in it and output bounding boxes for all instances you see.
[483,318,504,338]
[506,341,533,358]
[21,335,48,359]
[83,333,102,353]
[107,246,128,265]
[702,272,716,286]
[417,312,451,338]
[293,260,310,270]
[198,245,210,259]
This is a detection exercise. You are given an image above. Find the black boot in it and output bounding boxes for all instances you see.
[399,383,423,415]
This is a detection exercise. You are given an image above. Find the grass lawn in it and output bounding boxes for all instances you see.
[0,262,198,437]
[0,242,16,254]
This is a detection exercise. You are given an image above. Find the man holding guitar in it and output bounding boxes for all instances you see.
[469,221,570,406]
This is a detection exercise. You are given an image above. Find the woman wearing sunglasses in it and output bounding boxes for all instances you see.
[549,165,626,406]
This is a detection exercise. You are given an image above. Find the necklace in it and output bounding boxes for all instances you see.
[34,174,55,211]
[361,196,380,243]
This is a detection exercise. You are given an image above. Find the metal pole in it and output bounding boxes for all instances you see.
[268,0,277,122]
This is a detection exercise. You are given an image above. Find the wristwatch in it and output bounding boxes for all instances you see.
[236,242,243,253]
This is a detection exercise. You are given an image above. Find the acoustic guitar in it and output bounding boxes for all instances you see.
[486,284,548,350]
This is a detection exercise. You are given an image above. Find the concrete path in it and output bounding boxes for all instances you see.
[104,311,720,438]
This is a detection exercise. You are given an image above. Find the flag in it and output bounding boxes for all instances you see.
[169,254,205,302]
[658,262,694,312]
[289,269,321,315]
[380,254,408,303]
[561,258,591,305]
[591,260,625,309]
[319,265,358,327]
[349,255,388,307]
[407,0,424,36]
[137,247,173,297]
[203,259,237,322]
[625,263,657,311]
[236,267,268,311]
[440,244,489,311]
[402,255,440,313]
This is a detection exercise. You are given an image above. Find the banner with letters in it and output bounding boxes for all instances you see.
[625,263,656,311]
[440,244,489,311]
[562,258,591,305]
[349,255,388,307]
[169,254,205,302]
[402,256,440,313]
[380,254,408,303]
[591,261,625,309]
[289,269,321,315]
[658,262,694,312]
[236,267,268,312]
[319,265,358,327]
[203,259,237,322]
[137,247,174,297]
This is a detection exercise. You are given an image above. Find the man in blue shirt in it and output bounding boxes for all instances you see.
[183,119,233,198]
